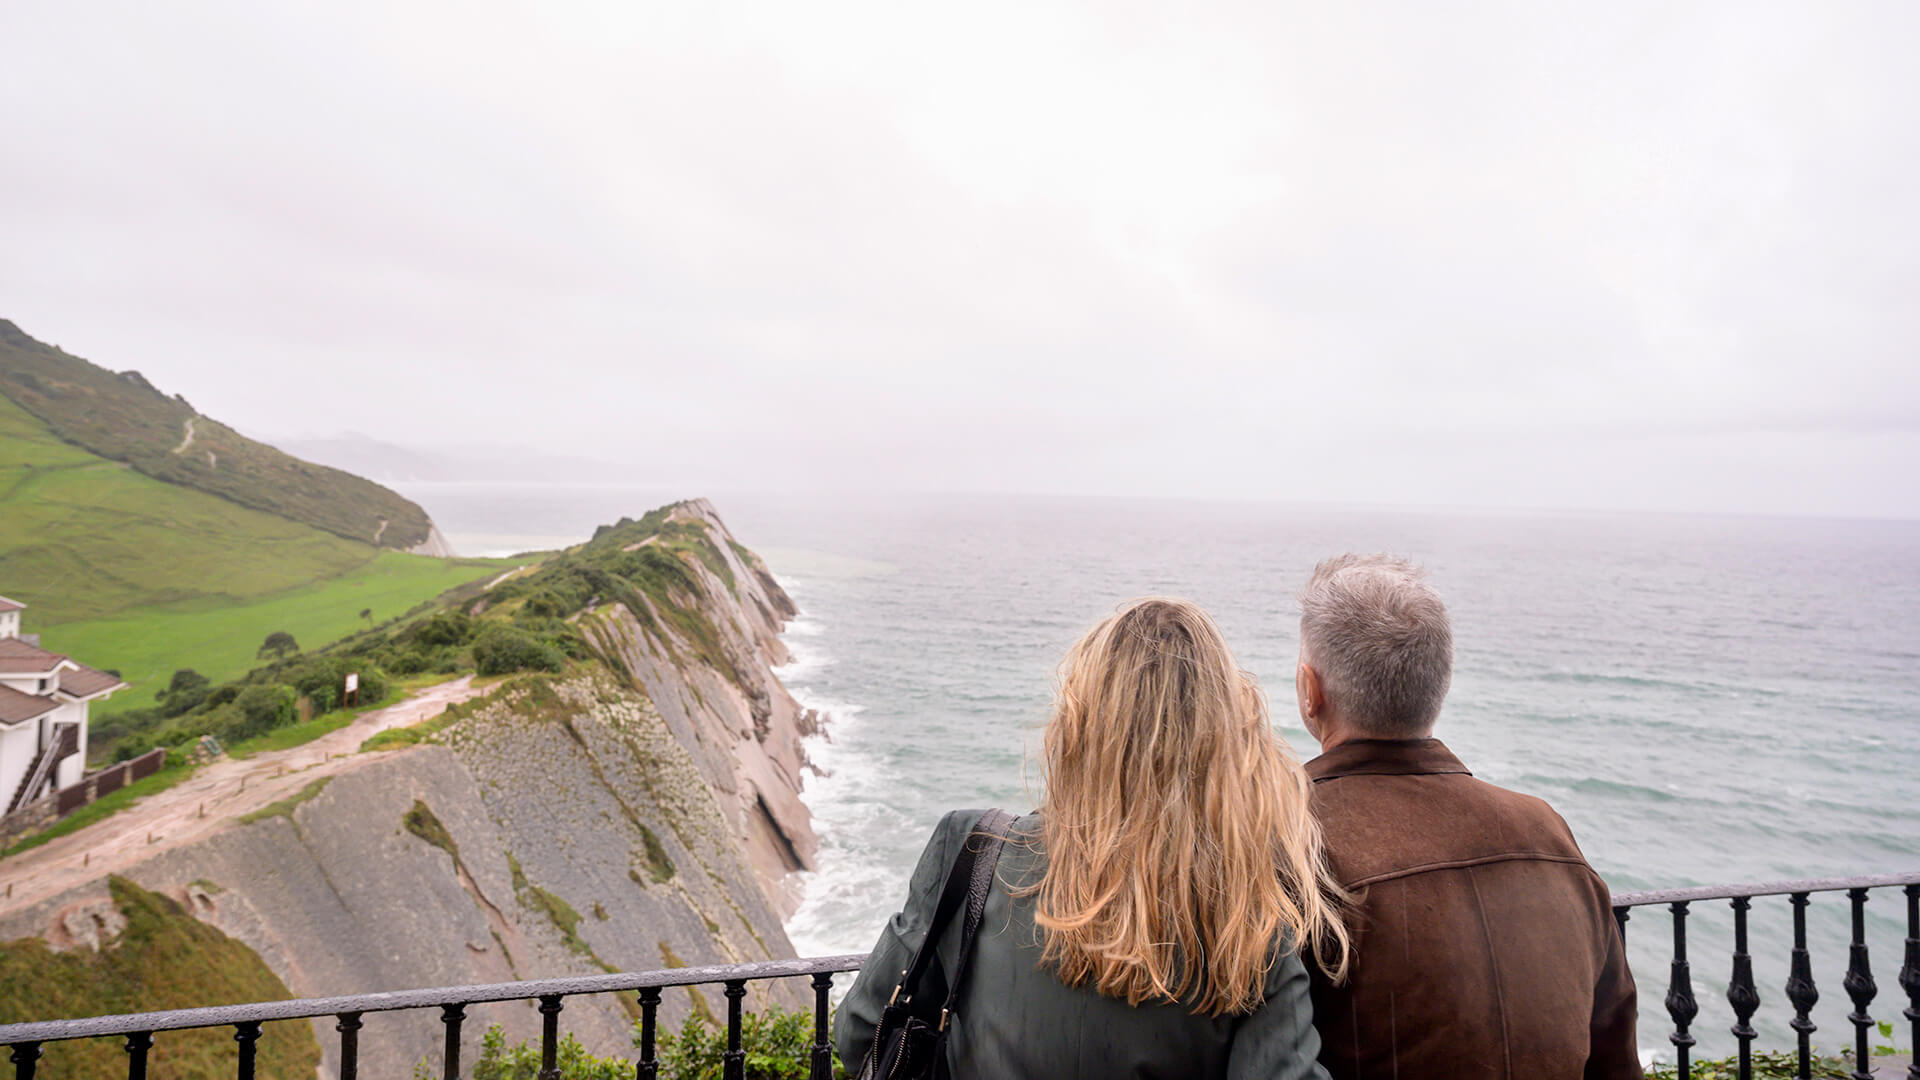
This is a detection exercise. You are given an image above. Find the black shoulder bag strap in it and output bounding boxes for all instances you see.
[863,808,1016,1080]
[892,808,1016,1014]
[931,808,1015,1032]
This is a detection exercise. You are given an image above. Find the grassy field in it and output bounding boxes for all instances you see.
[0,391,382,624]
[41,552,518,715]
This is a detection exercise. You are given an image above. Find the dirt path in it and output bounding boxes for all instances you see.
[0,676,490,917]
[172,416,196,454]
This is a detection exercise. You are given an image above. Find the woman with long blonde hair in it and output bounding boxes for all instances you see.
[836,597,1349,1079]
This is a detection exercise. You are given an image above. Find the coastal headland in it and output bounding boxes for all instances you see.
[0,499,825,1078]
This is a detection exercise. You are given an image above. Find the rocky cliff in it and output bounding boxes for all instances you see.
[0,500,821,1078]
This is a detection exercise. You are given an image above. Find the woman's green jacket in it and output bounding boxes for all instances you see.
[833,809,1329,1079]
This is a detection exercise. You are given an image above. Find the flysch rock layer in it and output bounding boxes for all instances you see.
[579,499,815,908]
[0,499,823,1079]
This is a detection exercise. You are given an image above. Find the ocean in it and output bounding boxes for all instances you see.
[409,485,1920,1062]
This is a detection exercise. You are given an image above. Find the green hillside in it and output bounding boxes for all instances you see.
[0,373,514,712]
[0,319,433,548]
[0,390,378,624]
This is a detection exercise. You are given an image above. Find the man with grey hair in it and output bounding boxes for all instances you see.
[1294,554,1641,1079]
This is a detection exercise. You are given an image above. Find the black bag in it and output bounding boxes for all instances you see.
[856,808,1016,1080]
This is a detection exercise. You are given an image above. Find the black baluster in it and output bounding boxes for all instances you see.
[1727,897,1760,1080]
[1667,901,1699,1080]
[124,1031,153,1080]
[234,1021,261,1080]
[637,986,662,1080]
[336,1012,363,1080]
[8,1042,39,1080]
[1786,892,1819,1080]
[1843,889,1877,1080]
[441,1003,465,1080]
[810,972,835,1080]
[1900,885,1919,1080]
[723,980,747,1080]
[537,996,563,1080]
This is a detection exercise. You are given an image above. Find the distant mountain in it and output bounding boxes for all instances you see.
[275,432,653,486]
[0,320,434,549]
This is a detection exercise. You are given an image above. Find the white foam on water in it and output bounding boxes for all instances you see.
[775,600,922,961]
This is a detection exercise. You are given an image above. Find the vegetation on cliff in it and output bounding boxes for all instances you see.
[0,318,433,548]
[0,876,321,1079]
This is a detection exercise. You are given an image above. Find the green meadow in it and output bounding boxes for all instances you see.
[40,551,518,715]
[0,389,520,712]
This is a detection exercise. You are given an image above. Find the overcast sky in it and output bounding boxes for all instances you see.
[3,1,1916,517]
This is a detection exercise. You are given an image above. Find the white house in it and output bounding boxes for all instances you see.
[0,595,125,815]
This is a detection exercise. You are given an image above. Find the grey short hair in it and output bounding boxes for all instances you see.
[1298,554,1453,737]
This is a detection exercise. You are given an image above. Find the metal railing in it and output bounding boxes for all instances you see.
[1,873,1916,1080]
[0,954,867,1080]
[1610,872,1920,1080]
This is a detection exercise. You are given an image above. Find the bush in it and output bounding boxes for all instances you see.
[659,1004,835,1080]
[420,1025,628,1080]
[422,1007,843,1080]
[222,685,297,742]
[472,625,566,676]
[158,669,210,718]
[413,611,474,648]
[257,631,299,660]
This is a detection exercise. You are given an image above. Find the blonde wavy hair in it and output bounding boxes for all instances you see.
[1024,597,1349,1015]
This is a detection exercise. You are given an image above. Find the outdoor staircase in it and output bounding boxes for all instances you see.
[5,721,77,813]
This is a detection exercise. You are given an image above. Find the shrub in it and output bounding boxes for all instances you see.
[158,669,210,718]
[222,685,297,741]
[421,1007,844,1080]
[659,1004,836,1080]
[472,625,566,676]
[257,631,299,660]
[413,611,474,648]
[420,1025,628,1080]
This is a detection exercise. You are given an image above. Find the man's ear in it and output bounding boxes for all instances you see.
[1296,660,1324,725]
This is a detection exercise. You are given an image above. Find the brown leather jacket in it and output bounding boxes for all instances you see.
[1305,739,1642,1079]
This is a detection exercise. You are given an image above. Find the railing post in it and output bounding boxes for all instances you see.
[723,980,747,1080]
[537,996,563,1080]
[1666,901,1698,1080]
[810,972,835,1080]
[1614,905,1629,942]
[636,986,661,1080]
[335,1012,363,1080]
[233,1021,261,1080]
[124,1032,153,1080]
[1786,892,1819,1080]
[1843,888,1877,1080]
[1901,884,1919,1080]
[8,1043,38,1080]
[1727,897,1759,1080]
[440,1004,465,1080]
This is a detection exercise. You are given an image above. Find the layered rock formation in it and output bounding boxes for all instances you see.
[0,500,820,1078]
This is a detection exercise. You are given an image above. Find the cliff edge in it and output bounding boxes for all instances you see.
[0,499,821,1078]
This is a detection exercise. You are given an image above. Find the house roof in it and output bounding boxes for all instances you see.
[0,638,65,674]
[58,664,125,700]
[0,596,22,613]
[0,683,59,726]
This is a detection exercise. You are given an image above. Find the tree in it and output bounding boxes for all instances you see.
[359,608,372,625]
[257,631,299,660]
[158,669,211,718]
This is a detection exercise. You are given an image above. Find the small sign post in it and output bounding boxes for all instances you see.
[344,672,360,707]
